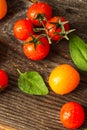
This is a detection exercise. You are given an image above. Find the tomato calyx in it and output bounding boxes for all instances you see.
[25,34,44,49]
[49,18,75,40]
[58,18,75,40]
[59,29,75,40]
[34,13,47,25]
[36,14,46,21]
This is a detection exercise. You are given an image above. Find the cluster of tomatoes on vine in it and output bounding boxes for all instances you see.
[13,1,74,61]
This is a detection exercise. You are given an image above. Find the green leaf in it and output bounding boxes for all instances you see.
[18,70,49,95]
[84,129,87,130]
[69,34,87,71]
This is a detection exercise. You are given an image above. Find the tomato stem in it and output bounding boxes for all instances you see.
[17,69,22,75]
[40,20,52,44]
[29,0,38,3]
[37,33,52,44]
[33,27,45,32]
[52,18,75,41]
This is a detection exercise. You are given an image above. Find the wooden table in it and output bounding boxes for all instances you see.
[0,0,87,129]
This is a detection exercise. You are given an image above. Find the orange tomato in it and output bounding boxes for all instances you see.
[0,0,7,20]
[48,64,80,95]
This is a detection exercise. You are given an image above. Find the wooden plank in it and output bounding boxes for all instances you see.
[0,0,87,130]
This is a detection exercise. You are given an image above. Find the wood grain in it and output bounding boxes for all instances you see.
[0,0,87,130]
[0,124,16,130]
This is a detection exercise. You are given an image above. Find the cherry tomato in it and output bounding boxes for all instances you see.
[23,35,50,60]
[0,0,7,20]
[48,64,80,95]
[27,2,52,26]
[60,102,85,129]
[13,19,34,40]
[45,16,69,41]
[0,69,8,91]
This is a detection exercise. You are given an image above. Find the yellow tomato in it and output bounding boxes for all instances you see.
[48,64,80,95]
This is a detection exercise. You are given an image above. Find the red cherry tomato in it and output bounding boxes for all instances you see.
[0,69,8,91]
[45,16,69,41]
[23,35,50,60]
[27,2,52,26]
[60,102,85,129]
[13,19,34,40]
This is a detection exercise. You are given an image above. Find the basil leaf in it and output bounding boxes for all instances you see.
[18,70,49,95]
[69,34,87,71]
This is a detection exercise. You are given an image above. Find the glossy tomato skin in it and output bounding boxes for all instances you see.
[0,0,7,20]
[48,64,80,95]
[45,16,69,41]
[13,19,34,40]
[27,2,52,26]
[0,69,8,91]
[60,102,85,129]
[23,36,50,60]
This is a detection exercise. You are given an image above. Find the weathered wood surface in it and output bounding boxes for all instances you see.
[0,0,87,129]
